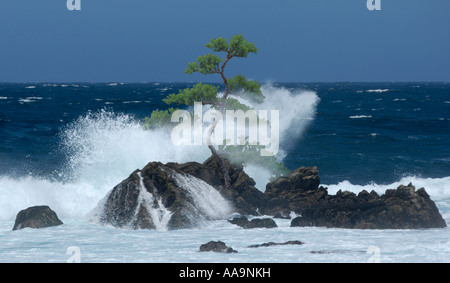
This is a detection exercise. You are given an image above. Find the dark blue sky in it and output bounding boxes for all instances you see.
[1,0,449,82]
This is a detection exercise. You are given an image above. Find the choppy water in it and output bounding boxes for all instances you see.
[0,82,449,262]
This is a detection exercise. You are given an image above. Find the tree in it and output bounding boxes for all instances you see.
[146,34,288,190]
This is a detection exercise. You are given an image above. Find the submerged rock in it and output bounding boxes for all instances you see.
[199,241,238,253]
[248,240,304,248]
[228,216,277,229]
[291,183,447,229]
[13,206,63,230]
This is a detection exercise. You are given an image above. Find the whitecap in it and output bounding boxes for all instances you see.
[18,97,44,103]
[18,99,35,104]
[366,89,389,93]
[349,115,372,119]
[25,86,36,89]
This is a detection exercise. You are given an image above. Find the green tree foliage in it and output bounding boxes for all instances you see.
[144,108,177,130]
[185,54,222,75]
[163,83,220,106]
[228,75,265,103]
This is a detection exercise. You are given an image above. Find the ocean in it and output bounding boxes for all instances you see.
[0,82,449,263]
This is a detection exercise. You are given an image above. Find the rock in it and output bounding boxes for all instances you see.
[92,155,269,230]
[291,183,447,229]
[267,166,321,193]
[199,241,238,253]
[227,215,249,228]
[93,161,233,230]
[263,166,326,216]
[168,156,267,215]
[13,206,63,230]
[228,216,277,229]
[248,240,304,248]
[195,156,267,215]
[310,250,349,254]
[92,154,270,230]
[93,157,447,230]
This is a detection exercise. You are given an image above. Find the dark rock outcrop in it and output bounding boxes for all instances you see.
[94,161,235,230]
[92,156,266,230]
[199,241,238,253]
[248,240,304,248]
[228,216,277,229]
[181,156,267,215]
[263,166,326,216]
[92,154,446,230]
[13,206,63,230]
[264,166,446,229]
[291,183,447,229]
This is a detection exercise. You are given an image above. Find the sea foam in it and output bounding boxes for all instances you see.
[0,85,320,222]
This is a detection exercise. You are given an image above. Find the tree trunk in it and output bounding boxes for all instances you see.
[204,52,235,191]
[205,109,232,190]
[208,145,232,190]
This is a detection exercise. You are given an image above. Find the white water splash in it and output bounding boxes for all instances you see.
[0,85,320,222]
[173,172,234,221]
[136,172,173,231]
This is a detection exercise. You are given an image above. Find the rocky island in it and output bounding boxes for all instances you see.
[90,156,447,230]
